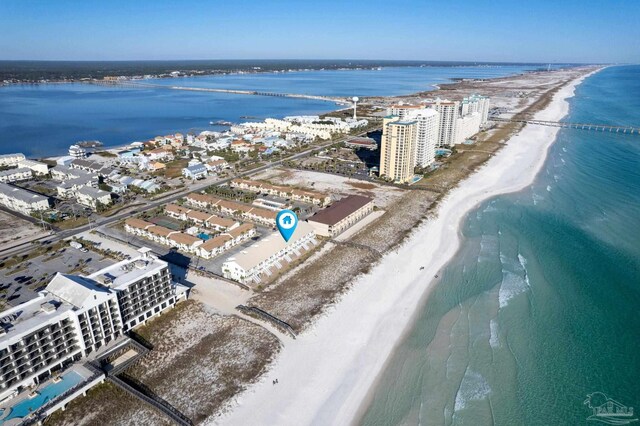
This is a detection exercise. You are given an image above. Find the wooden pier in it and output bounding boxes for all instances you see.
[493,117,639,135]
[88,80,349,104]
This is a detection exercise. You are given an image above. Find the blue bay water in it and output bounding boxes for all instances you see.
[0,65,541,157]
[360,65,640,425]
[148,65,541,97]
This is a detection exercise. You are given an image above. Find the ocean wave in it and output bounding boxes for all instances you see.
[532,193,544,205]
[518,254,531,287]
[546,185,552,192]
[478,235,499,262]
[483,201,498,213]
[454,369,492,412]
[489,319,500,348]
[499,270,529,308]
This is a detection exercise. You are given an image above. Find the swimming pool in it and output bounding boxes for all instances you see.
[2,371,85,423]
[197,232,211,240]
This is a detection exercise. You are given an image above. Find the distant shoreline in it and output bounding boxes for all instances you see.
[0,59,564,85]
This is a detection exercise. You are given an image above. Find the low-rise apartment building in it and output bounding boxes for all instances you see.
[230,178,331,206]
[0,168,33,183]
[124,218,254,258]
[197,223,257,259]
[0,183,50,215]
[182,164,207,180]
[184,193,277,226]
[75,186,112,210]
[165,204,237,231]
[222,222,317,285]
[0,153,26,167]
[17,159,49,175]
[307,195,374,237]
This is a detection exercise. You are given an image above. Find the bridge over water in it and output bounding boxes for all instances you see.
[89,80,350,105]
[494,117,640,135]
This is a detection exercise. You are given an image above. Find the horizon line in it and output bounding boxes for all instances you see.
[0,58,605,65]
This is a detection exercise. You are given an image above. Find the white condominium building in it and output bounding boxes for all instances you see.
[462,94,490,125]
[0,154,26,167]
[406,108,440,167]
[0,248,187,400]
[453,113,483,145]
[388,104,426,119]
[18,159,49,175]
[0,168,33,183]
[0,182,50,215]
[379,116,418,183]
[425,98,460,148]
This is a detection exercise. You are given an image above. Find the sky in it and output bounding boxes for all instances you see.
[1,0,639,63]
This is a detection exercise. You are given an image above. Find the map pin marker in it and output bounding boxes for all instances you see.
[276,209,298,242]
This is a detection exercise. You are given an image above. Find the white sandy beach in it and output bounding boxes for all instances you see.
[214,70,598,426]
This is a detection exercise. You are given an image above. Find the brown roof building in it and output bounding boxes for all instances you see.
[307,195,374,237]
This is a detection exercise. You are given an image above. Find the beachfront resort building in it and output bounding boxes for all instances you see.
[0,248,188,401]
[379,116,418,183]
[388,104,426,120]
[461,94,490,125]
[307,195,374,237]
[453,112,483,145]
[222,221,317,285]
[0,183,50,215]
[426,99,460,147]
[409,108,440,167]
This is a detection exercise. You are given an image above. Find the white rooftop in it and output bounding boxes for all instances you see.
[0,293,74,345]
[224,221,314,271]
[86,250,166,290]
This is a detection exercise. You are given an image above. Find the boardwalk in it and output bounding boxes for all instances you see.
[89,80,349,104]
[494,117,640,134]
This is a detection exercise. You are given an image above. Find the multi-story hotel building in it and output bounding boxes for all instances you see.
[408,108,440,168]
[461,94,490,125]
[453,112,483,145]
[388,104,426,120]
[425,98,460,147]
[0,248,187,400]
[379,116,418,183]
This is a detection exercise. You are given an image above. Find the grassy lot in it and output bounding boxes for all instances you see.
[157,159,189,179]
[56,216,89,230]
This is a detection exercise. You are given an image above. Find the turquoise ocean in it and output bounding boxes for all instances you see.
[360,66,640,425]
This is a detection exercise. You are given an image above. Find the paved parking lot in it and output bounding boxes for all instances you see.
[0,244,116,308]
